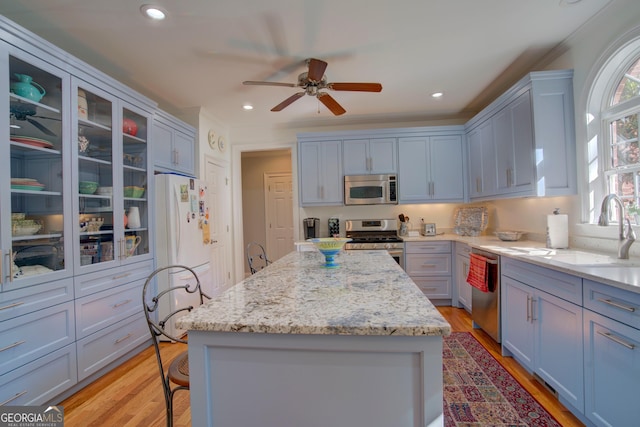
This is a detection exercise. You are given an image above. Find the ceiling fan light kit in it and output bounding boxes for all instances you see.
[243,58,382,116]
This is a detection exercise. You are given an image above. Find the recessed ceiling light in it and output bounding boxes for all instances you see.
[243,104,254,110]
[431,92,444,98]
[140,5,167,20]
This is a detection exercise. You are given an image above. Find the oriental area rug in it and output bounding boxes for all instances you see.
[442,332,561,427]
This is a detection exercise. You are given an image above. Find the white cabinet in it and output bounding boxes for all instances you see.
[466,70,576,200]
[152,109,196,176]
[501,258,584,412]
[494,91,534,194]
[398,134,465,203]
[583,280,640,427]
[454,243,472,311]
[298,140,343,206]
[343,138,396,175]
[404,241,452,303]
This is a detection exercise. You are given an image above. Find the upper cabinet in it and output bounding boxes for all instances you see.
[398,132,465,203]
[153,109,196,176]
[2,46,72,291]
[72,78,153,275]
[0,23,157,291]
[343,138,397,175]
[465,70,576,201]
[298,140,343,206]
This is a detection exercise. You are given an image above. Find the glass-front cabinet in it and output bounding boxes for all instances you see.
[72,79,151,273]
[1,47,72,291]
[0,43,152,290]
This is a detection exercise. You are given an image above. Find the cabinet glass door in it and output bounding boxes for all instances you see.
[5,51,70,286]
[75,82,116,268]
[121,106,149,260]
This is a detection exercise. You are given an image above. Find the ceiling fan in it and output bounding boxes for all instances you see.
[10,104,58,136]
[243,58,382,116]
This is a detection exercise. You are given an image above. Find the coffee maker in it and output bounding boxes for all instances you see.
[303,218,320,239]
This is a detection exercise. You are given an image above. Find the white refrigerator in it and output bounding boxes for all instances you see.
[155,173,214,337]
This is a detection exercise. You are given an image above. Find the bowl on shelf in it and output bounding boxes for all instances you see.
[123,186,145,198]
[80,217,104,233]
[79,181,98,194]
[308,238,352,268]
[11,212,26,221]
[12,219,42,236]
[96,186,113,196]
[495,230,526,241]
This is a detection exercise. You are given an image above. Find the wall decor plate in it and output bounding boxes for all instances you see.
[217,135,226,152]
[208,129,217,149]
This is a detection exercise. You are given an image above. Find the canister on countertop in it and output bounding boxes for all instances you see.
[546,208,569,248]
[328,217,340,237]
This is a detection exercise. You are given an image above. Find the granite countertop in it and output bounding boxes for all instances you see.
[404,234,640,293]
[176,250,451,337]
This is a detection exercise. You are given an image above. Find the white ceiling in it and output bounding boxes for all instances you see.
[0,0,614,129]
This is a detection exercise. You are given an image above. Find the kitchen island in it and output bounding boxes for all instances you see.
[177,250,451,427]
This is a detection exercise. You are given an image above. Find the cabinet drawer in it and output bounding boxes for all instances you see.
[501,257,582,305]
[0,278,73,322]
[75,279,144,339]
[405,241,451,254]
[0,343,77,406]
[412,277,452,299]
[584,280,640,329]
[0,301,75,374]
[455,243,471,257]
[405,253,451,276]
[76,313,149,380]
[74,260,153,298]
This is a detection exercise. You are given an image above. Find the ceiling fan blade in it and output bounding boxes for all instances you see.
[307,58,328,82]
[243,80,297,87]
[328,82,383,92]
[317,93,346,116]
[26,117,57,136]
[271,92,305,111]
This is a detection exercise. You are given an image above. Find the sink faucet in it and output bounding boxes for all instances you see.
[598,194,636,259]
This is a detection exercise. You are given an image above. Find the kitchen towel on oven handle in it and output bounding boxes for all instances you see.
[467,253,494,292]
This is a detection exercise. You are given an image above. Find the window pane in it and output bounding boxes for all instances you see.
[611,57,640,105]
[610,114,639,167]
[607,171,640,213]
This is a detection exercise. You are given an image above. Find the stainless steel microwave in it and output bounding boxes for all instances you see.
[344,174,398,205]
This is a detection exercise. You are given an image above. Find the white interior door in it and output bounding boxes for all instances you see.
[205,156,231,294]
[265,172,293,261]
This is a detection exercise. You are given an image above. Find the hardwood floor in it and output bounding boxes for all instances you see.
[60,307,584,426]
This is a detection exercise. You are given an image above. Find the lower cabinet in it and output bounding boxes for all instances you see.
[502,259,584,413]
[0,344,77,406]
[454,243,471,311]
[583,280,640,427]
[405,241,452,303]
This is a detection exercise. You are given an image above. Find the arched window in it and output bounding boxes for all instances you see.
[585,31,640,224]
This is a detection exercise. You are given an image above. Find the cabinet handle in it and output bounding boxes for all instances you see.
[422,287,437,291]
[0,301,25,311]
[526,295,531,322]
[6,250,14,283]
[113,299,132,309]
[0,249,2,285]
[421,263,437,268]
[115,333,133,344]
[1,390,27,406]
[476,177,482,193]
[176,150,180,165]
[118,239,126,260]
[429,182,434,196]
[530,297,537,322]
[597,330,636,350]
[597,298,636,312]
[0,340,25,353]
[111,273,130,280]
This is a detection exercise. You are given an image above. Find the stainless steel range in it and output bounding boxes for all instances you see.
[344,219,404,268]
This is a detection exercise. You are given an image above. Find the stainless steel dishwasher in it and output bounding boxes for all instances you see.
[470,248,501,343]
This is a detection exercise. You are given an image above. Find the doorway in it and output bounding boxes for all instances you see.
[240,149,294,276]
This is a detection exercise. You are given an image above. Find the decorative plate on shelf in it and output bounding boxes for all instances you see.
[10,135,54,149]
